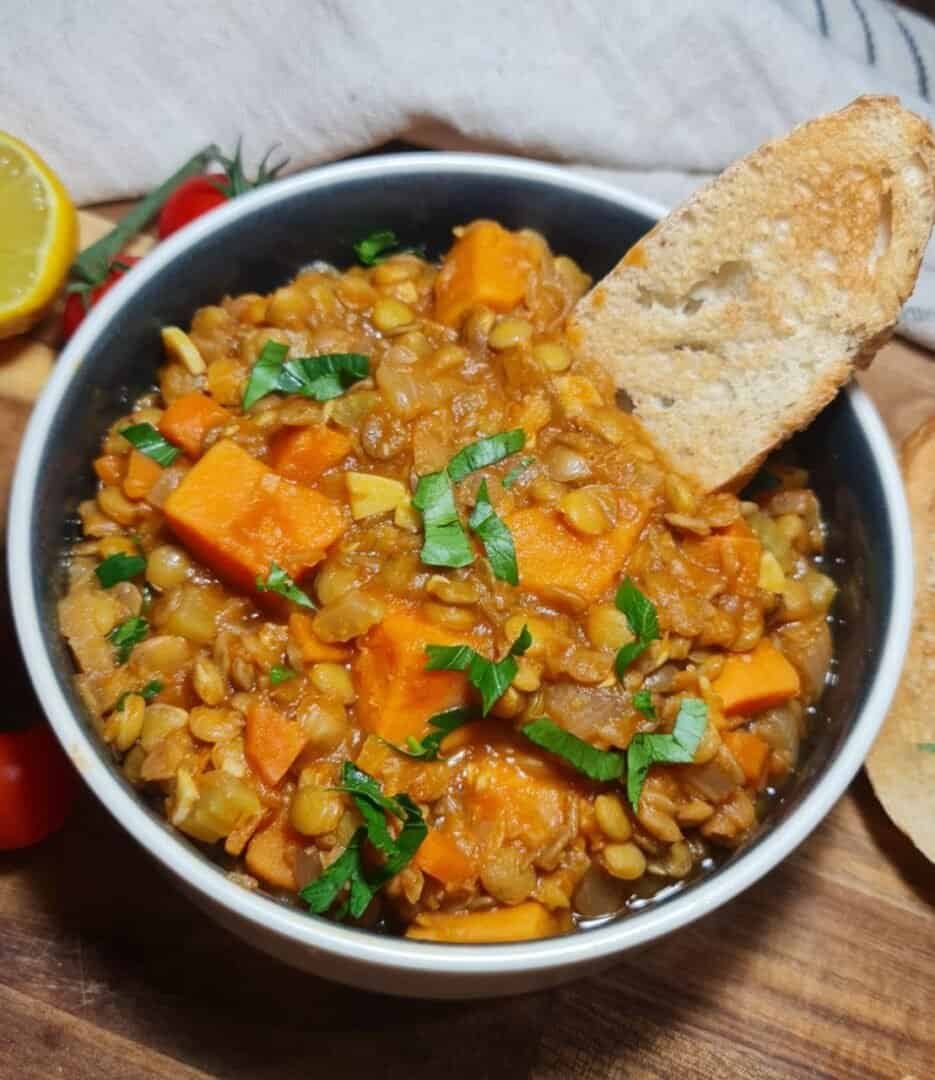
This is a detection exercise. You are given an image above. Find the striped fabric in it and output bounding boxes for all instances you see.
[3,0,935,346]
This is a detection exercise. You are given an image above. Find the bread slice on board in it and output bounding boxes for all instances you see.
[569,96,935,491]
[866,418,935,863]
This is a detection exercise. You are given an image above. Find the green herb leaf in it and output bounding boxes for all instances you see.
[384,706,479,761]
[242,340,289,409]
[115,679,163,712]
[632,689,656,721]
[95,552,146,588]
[502,456,535,489]
[354,229,399,266]
[412,471,474,569]
[70,147,219,287]
[242,343,369,410]
[425,625,531,715]
[280,353,370,402]
[300,827,373,917]
[522,718,625,782]
[614,578,660,676]
[120,423,180,467]
[255,562,315,609]
[468,480,518,585]
[269,665,298,686]
[108,616,149,664]
[447,430,526,483]
[626,698,708,809]
[918,743,935,753]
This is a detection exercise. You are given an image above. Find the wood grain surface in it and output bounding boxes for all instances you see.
[0,209,932,1080]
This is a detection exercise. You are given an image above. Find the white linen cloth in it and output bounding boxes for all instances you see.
[4,0,935,346]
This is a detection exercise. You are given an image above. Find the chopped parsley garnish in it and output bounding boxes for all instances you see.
[521,718,625,782]
[632,689,656,721]
[413,430,525,572]
[353,229,400,266]
[108,616,149,664]
[114,679,163,711]
[614,578,660,676]
[502,456,535,489]
[468,479,518,585]
[425,625,531,715]
[95,552,146,588]
[242,340,289,409]
[255,562,315,609]
[302,763,427,920]
[412,471,474,569]
[242,339,369,410]
[447,430,526,483]
[625,698,708,809]
[120,422,179,467]
[918,743,935,753]
[383,706,479,761]
[521,698,708,810]
[269,665,298,686]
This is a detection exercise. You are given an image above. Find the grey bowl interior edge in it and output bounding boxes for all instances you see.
[30,163,890,929]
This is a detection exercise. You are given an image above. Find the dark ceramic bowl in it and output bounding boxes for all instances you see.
[8,154,913,997]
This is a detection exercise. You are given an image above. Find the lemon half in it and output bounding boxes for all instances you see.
[0,132,77,339]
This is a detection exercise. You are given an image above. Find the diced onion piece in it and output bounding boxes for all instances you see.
[161,326,206,375]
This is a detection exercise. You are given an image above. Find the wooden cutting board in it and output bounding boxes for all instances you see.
[0,207,932,1080]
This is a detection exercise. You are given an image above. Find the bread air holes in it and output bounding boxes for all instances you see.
[636,260,753,316]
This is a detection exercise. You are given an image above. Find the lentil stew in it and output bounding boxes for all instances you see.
[58,220,837,943]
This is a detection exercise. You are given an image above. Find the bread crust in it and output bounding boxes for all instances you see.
[569,96,935,491]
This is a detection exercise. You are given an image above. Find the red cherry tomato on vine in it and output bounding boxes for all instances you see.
[62,255,141,341]
[0,724,79,850]
[157,173,230,239]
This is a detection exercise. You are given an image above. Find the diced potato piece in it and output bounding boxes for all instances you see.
[434,220,539,327]
[346,472,407,520]
[406,902,568,943]
[758,551,786,593]
[353,606,480,742]
[161,326,206,375]
[712,640,801,717]
[176,770,261,844]
[269,425,352,485]
[164,439,347,593]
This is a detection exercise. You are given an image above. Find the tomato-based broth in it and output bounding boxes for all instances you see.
[58,221,835,942]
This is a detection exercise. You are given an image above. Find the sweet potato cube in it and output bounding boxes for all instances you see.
[415,828,476,885]
[722,729,770,786]
[507,496,651,605]
[269,425,352,485]
[712,640,801,717]
[353,607,479,743]
[244,701,307,787]
[163,439,346,593]
[123,450,162,500]
[158,392,230,459]
[434,220,539,326]
[684,525,762,598]
[406,902,567,943]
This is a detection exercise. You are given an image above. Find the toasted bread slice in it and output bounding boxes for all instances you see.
[569,96,935,491]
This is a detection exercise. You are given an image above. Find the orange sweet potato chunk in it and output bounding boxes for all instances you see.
[163,439,346,593]
[712,640,801,717]
[269,425,352,485]
[406,902,567,943]
[244,815,300,890]
[244,701,307,787]
[507,497,652,604]
[415,828,476,885]
[684,526,762,598]
[353,607,479,743]
[722,729,770,786]
[434,220,539,327]
[122,450,162,500]
[158,392,231,459]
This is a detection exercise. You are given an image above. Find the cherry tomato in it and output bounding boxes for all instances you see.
[157,173,229,239]
[62,255,141,341]
[0,724,79,850]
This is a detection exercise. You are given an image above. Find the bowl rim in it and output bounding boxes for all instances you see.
[8,151,914,979]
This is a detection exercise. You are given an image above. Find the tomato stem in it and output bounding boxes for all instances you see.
[70,145,220,287]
